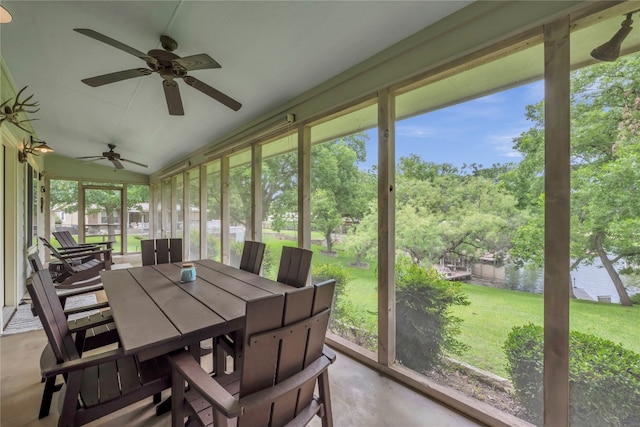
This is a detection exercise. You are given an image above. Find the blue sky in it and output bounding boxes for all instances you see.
[361,80,545,170]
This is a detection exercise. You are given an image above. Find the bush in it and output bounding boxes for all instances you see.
[504,323,640,426]
[311,263,377,350]
[395,258,469,372]
[631,293,640,305]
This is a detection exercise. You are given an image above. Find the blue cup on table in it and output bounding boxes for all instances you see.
[180,263,196,282]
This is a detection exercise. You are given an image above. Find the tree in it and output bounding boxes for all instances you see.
[510,53,640,306]
[310,133,375,253]
[311,189,343,253]
[394,156,522,266]
[50,180,149,245]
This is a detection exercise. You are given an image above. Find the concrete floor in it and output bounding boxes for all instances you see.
[1,254,484,426]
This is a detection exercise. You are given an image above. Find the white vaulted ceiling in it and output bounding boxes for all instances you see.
[0,1,472,174]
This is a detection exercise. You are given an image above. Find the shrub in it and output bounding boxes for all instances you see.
[631,292,640,305]
[311,263,351,298]
[504,323,640,426]
[311,263,377,349]
[395,257,470,372]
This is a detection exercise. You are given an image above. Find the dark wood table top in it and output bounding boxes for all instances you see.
[101,259,293,361]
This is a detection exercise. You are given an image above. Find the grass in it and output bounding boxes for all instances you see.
[262,235,640,380]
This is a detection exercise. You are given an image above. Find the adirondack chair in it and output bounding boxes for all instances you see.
[169,279,336,427]
[39,237,112,289]
[141,238,183,266]
[52,230,113,252]
[239,240,266,275]
[28,258,120,418]
[277,246,313,288]
[27,253,107,317]
[28,269,170,426]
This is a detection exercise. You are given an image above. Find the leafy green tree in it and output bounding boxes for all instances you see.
[510,53,640,305]
[310,134,375,253]
[311,189,343,253]
[395,156,522,266]
[50,180,148,244]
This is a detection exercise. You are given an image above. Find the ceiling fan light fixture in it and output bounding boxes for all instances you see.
[0,6,13,23]
[591,13,634,62]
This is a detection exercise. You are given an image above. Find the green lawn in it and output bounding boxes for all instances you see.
[262,235,640,379]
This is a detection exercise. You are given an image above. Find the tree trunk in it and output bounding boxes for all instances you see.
[106,210,117,245]
[325,230,334,253]
[594,233,632,306]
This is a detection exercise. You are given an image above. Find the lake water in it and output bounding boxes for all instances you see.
[471,260,640,304]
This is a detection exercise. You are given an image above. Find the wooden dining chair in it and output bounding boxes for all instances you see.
[141,238,183,266]
[28,269,170,426]
[277,246,313,287]
[239,240,266,275]
[215,245,311,372]
[169,279,337,427]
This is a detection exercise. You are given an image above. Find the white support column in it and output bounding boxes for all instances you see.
[543,16,570,427]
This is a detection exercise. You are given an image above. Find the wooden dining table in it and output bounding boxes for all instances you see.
[100,258,293,362]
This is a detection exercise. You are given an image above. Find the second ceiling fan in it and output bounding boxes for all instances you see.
[74,28,242,115]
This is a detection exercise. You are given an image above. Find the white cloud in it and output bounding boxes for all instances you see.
[396,125,434,138]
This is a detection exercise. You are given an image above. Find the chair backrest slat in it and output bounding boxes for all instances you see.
[28,270,79,363]
[239,241,266,275]
[141,238,183,266]
[169,238,183,263]
[140,239,156,266]
[28,253,44,272]
[155,239,170,264]
[276,246,313,288]
[39,237,74,271]
[237,280,335,427]
[52,230,79,248]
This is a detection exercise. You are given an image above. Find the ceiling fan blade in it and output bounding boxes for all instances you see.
[76,156,104,160]
[82,68,152,87]
[172,54,221,72]
[121,158,149,168]
[111,158,125,169]
[163,80,184,116]
[74,28,158,64]
[183,76,241,111]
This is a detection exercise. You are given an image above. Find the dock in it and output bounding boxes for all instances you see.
[434,265,472,281]
[572,287,594,301]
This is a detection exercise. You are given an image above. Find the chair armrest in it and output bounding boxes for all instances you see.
[56,285,104,299]
[56,246,100,254]
[168,350,243,418]
[323,344,337,363]
[64,301,110,317]
[41,347,126,377]
[240,354,331,413]
[55,248,111,260]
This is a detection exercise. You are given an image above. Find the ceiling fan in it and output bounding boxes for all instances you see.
[74,28,242,115]
[76,144,148,169]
